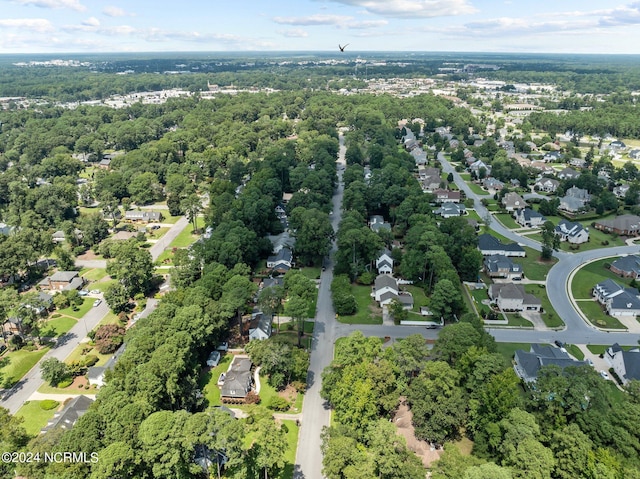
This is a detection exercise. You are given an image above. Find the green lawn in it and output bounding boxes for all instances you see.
[467,181,490,196]
[503,314,534,327]
[338,284,382,325]
[575,300,626,330]
[15,401,58,436]
[468,286,489,314]
[585,344,637,354]
[571,258,634,299]
[200,354,234,407]
[55,297,93,319]
[90,279,118,292]
[280,420,300,479]
[520,247,556,281]
[404,285,429,312]
[300,266,322,280]
[80,268,108,282]
[524,285,563,328]
[496,342,531,362]
[495,213,520,229]
[0,348,49,387]
[41,316,76,337]
[466,210,483,222]
[154,249,174,266]
[37,382,97,395]
[162,214,184,224]
[459,173,471,181]
[64,342,113,367]
[566,344,585,360]
[169,217,204,248]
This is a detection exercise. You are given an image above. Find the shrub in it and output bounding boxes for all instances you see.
[87,330,96,341]
[67,360,87,377]
[245,391,260,404]
[291,380,306,393]
[40,400,59,411]
[266,396,290,412]
[83,355,99,367]
[57,378,73,388]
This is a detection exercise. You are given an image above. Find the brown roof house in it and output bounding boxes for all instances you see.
[38,271,84,291]
[501,192,527,212]
[595,215,640,236]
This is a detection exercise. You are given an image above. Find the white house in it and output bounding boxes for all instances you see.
[593,279,640,317]
[554,220,589,244]
[515,208,546,228]
[606,344,640,385]
[488,283,541,312]
[248,312,272,341]
[375,249,394,275]
[434,203,465,218]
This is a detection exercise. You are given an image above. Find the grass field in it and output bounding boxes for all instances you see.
[37,382,97,394]
[80,268,108,282]
[89,279,118,292]
[524,284,563,328]
[467,181,490,196]
[168,217,204,248]
[15,401,58,436]
[55,297,93,320]
[495,213,520,229]
[300,266,322,280]
[42,316,76,337]
[0,348,49,387]
[520,247,556,281]
[496,342,531,362]
[566,344,585,360]
[200,354,234,407]
[338,284,382,325]
[504,313,534,327]
[571,258,634,299]
[280,420,300,479]
[404,285,429,312]
[576,300,626,329]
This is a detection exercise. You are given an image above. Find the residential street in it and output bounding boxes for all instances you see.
[294,132,346,479]
[0,300,110,415]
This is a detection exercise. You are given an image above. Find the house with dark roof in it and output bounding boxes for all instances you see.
[610,255,640,279]
[482,178,504,191]
[542,151,562,163]
[266,247,293,273]
[559,186,591,213]
[484,255,523,280]
[41,395,94,434]
[38,271,84,291]
[595,215,640,236]
[375,249,394,275]
[554,220,589,244]
[433,189,461,204]
[557,167,581,180]
[434,203,465,218]
[220,357,253,404]
[514,208,546,228]
[534,177,560,193]
[477,234,525,257]
[593,279,640,317]
[373,274,413,309]
[514,344,589,383]
[248,312,272,341]
[124,210,163,223]
[369,215,391,233]
[502,192,527,212]
[488,283,541,311]
[606,344,640,385]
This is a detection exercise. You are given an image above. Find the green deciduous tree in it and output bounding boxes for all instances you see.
[40,357,69,387]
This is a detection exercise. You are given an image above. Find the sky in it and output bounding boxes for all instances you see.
[1,0,640,54]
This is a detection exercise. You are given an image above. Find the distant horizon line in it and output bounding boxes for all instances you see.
[1,50,640,57]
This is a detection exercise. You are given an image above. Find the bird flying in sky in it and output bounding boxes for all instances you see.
[339,44,349,52]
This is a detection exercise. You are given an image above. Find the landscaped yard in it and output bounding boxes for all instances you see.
[566,344,584,360]
[575,299,626,330]
[168,217,204,248]
[80,268,108,282]
[524,284,563,328]
[520,247,556,281]
[503,313,534,327]
[496,342,531,362]
[404,285,429,312]
[338,284,382,325]
[55,297,93,320]
[89,279,118,292]
[571,258,634,299]
[154,249,174,266]
[467,181,490,196]
[495,213,520,229]
[15,400,58,436]
[42,316,76,337]
[0,348,49,387]
[200,354,234,407]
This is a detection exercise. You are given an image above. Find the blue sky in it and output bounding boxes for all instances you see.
[1,0,640,54]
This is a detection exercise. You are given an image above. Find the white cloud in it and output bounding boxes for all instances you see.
[322,0,477,18]
[15,0,86,11]
[273,14,386,29]
[273,14,352,26]
[278,28,309,38]
[103,5,134,17]
[82,16,100,27]
[0,18,53,32]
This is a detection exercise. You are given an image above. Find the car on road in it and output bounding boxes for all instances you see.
[600,370,610,380]
[93,299,102,307]
[554,340,564,348]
